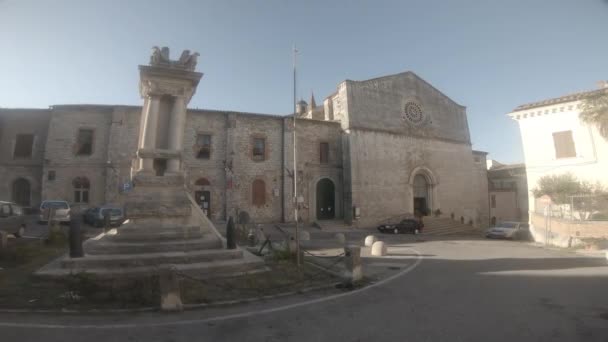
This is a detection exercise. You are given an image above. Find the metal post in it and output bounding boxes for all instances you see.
[293,45,300,267]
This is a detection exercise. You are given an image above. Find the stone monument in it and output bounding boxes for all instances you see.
[38,47,263,277]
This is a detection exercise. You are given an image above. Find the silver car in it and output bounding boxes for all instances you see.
[486,221,530,240]
[0,201,27,237]
[39,200,71,223]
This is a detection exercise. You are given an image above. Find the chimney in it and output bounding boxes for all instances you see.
[597,80,608,89]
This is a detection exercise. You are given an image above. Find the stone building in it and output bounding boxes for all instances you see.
[0,65,488,227]
[486,160,529,224]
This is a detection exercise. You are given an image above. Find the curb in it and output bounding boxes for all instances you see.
[0,282,341,315]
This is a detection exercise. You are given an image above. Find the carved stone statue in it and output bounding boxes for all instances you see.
[149,46,199,71]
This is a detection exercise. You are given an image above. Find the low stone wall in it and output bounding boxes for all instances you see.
[530,213,608,247]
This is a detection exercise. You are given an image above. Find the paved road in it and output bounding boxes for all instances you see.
[1,236,607,342]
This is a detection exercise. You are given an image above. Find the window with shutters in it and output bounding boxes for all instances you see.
[196,134,212,159]
[252,179,266,206]
[252,137,266,161]
[13,134,34,159]
[76,129,94,156]
[552,130,576,159]
[320,142,329,164]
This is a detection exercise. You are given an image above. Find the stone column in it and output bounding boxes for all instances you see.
[166,95,187,174]
[138,95,161,174]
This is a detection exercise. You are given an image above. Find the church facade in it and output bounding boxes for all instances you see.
[0,67,488,227]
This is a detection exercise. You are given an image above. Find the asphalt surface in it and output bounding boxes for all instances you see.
[1,235,607,342]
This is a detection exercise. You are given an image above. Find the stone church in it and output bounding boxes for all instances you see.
[0,56,489,227]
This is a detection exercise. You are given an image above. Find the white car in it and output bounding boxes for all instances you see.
[486,221,530,240]
[39,200,71,223]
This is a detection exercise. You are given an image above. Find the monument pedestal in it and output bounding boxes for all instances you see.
[37,47,264,278]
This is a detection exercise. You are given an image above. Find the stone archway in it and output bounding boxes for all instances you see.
[408,167,438,216]
[413,174,430,216]
[12,178,31,207]
[316,178,335,220]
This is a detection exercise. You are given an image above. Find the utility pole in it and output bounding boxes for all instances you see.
[293,45,301,267]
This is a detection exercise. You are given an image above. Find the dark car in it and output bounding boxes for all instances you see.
[0,201,27,237]
[83,206,125,227]
[377,219,423,235]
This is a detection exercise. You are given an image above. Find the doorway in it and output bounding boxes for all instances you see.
[12,178,31,207]
[413,174,430,216]
[316,178,335,220]
[195,190,211,218]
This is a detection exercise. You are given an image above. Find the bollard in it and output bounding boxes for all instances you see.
[69,218,84,258]
[103,210,111,232]
[226,216,236,249]
[159,265,183,312]
[344,245,363,284]
[364,235,377,247]
[371,241,387,256]
[0,231,8,250]
[299,230,310,241]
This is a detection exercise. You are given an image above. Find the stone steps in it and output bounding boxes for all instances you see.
[107,225,204,242]
[61,248,243,269]
[85,236,223,255]
[41,251,266,279]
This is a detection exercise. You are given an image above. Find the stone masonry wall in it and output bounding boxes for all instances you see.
[347,128,482,226]
[0,109,50,208]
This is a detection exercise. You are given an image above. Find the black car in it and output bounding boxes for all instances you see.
[377,219,423,234]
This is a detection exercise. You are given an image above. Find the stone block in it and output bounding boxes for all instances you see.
[364,235,377,247]
[371,241,387,256]
[159,265,183,312]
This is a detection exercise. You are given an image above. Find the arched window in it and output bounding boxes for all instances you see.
[73,177,90,203]
[252,179,266,207]
[12,178,31,207]
[195,178,210,186]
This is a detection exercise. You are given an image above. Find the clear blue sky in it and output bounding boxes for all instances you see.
[1,0,607,163]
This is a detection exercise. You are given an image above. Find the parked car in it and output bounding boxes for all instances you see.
[0,201,26,237]
[377,218,424,235]
[39,200,71,224]
[83,206,125,227]
[485,221,530,240]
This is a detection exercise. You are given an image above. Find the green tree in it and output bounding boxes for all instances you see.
[532,173,581,204]
[580,89,608,139]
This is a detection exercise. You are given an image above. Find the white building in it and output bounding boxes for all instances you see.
[507,82,608,245]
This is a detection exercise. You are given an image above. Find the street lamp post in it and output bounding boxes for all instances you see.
[293,45,301,267]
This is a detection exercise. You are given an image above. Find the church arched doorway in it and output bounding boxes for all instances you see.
[12,178,31,207]
[316,178,335,220]
[413,174,430,216]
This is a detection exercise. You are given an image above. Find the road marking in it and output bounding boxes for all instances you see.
[0,248,423,330]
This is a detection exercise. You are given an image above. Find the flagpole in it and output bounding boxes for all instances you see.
[293,45,300,267]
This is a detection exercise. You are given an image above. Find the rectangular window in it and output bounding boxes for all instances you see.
[13,134,34,159]
[552,130,576,159]
[252,137,266,161]
[320,142,329,164]
[76,129,94,156]
[491,195,496,208]
[196,134,212,159]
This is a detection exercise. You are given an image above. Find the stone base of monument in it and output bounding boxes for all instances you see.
[36,176,265,279]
